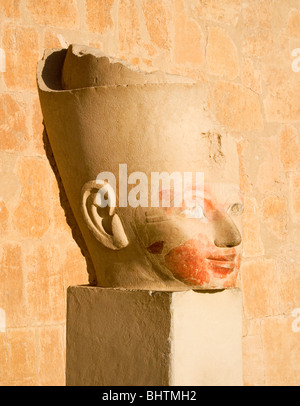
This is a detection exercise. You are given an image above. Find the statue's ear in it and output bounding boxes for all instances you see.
[81,180,128,250]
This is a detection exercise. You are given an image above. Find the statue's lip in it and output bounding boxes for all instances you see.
[206,258,236,269]
[206,252,236,262]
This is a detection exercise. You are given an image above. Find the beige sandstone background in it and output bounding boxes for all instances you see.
[0,0,300,386]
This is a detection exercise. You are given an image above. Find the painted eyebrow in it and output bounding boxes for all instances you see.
[145,210,169,223]
[145,215,169,223]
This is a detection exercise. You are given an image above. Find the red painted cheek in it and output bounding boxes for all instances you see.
[163,236,240,287]
[164,238,210,286]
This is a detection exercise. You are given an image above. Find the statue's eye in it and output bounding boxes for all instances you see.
[228,202,244,216]
[179,204,205,219]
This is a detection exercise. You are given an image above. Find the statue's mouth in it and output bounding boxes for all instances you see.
[206,257,236,276]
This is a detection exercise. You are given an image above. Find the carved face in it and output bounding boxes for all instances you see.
[38,45,243,289]
[134,182,243,289]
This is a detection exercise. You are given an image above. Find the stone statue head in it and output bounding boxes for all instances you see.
[37,44,243,291]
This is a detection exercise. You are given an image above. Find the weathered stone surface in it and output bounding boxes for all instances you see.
[143,0,170,50]
[191,0,241,26]
[0,199,8,234]
[63,243,89,290]
[243,29,274,57]
[242,0,272,30]
[86,0,114,34]
[237,139,253,195]
[3,24,39,89]
[277,260,300,314]
[289,172,300,222]
[242,0,274,57]
[261,195,288,239]
[171,288,243,386]
[241,57,262,94]
[13,157,51,238]
[213,81,264,131]
[37,325,65,386]
[118,0,141,53]
[242,335,264,386]
[0,94,28,152]
[3,328,37,385]
[285,8,300,37]
[262,316,300,385]
[25,244,65,324]
[66,286,243,386]
[262,54,300,123]
[31,97,45,156]
[0,243,26,328]
[26,0,79,29]
[206,26,239,80]
[256,136,285,195]
[0,0,20,19]
[174,0,203,65]
[241,258,279,318]
[279,124,300,171]
[264,88,300,123]
[242,197,264,257]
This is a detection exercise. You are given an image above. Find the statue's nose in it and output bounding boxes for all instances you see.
[213,214,242,248]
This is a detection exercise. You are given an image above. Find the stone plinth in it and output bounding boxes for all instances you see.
[66,286,243,386]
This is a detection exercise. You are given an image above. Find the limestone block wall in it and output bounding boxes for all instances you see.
[0,0,300,386]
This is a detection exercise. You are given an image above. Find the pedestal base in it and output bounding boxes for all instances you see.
[66,286,243,386]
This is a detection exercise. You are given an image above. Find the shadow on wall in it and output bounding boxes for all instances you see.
[42,127,97,285]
